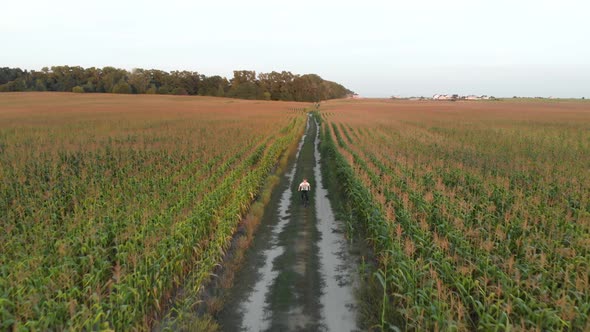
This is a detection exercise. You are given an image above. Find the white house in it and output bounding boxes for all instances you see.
[433,94,454,100]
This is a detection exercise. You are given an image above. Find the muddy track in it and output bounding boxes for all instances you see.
[218,115,361,332]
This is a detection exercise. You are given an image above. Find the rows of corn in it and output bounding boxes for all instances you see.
[318,101,589,331]
[0,94,307,330]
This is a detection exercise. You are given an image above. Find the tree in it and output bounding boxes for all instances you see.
[258,71,294,100]
[82,82,95,92]
[31,70,49,91]
[84,67,102,92]
[128,69,150,94]
[99,67,127,93]
[231,70,256,85]
[158,85,171,94]
[0,67,24,85]
[72,86,85,93]
[216,85,225,97]
[322,80,351,99]
[112,80,131,94]
[228,70,257,99]
[291,74,324,102]
[170,71,200,95]
[199,75,228,97]
[227,81,257,99]
[146,69,169,89]
[171,87,188,95]
[146,85,157,94]
[0,65,352,102]
[48,66,81,91]
[0,77,27,92]
[34,79,47,91]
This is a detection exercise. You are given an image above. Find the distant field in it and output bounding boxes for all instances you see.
[319,99,590,330]
[0,93,307,330]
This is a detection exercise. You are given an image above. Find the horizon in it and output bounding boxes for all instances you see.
[4,64,589,99]
[1,0,589,98]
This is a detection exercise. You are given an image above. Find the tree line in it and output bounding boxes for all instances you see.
[0,66,353,102]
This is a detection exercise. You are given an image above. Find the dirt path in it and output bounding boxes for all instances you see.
[218,115,361,331]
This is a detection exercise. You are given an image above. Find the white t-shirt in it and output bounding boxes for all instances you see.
[299,181,310,191]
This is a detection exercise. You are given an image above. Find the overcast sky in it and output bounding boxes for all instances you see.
[1,0,589,97]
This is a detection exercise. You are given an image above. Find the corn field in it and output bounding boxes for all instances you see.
[319,99,590,331]
[0,93,307,330]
